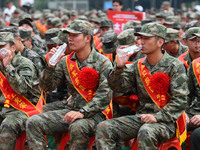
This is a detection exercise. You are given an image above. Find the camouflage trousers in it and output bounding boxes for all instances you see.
[95,114,176,150]
[26,105,105,150]
[0,110,28,150]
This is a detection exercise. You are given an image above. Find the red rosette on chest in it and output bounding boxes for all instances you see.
[77,67,99,89]
[149,72,170,94]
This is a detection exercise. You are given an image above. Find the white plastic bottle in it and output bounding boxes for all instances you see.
[117,45,142,58]
[49,43,67,66]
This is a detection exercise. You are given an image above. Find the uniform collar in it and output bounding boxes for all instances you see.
[141,50,169,67]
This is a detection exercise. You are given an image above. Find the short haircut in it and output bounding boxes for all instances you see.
[9,41,15,46]
[113,0,123,5]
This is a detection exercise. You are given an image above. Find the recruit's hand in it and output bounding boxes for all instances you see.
[2,49,15,67]
[141,114,157,123]
[116,46,133,67]
[48,46,64,67]
[190,115,200,126]
[63,111,84,123]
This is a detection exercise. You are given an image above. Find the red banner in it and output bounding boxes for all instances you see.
[107,10,145,34]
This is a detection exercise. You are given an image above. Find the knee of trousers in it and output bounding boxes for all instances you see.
[26,115,42,129]
[96,121,112,138]
[69,120,89,137]
[137,125,155,141]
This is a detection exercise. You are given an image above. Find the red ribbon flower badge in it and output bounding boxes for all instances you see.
[149,72,170,94]
[78,67,99,89]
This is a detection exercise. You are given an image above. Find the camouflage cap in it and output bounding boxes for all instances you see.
[46,18,52,26]
[45,28,60,44]
[20,13,33,22]
[52,29,69,45]
[101,30,118,54]
[196,12,200,20]
[63,9,70,16]
[0,26,19,37]
[164,16,176,25]
[165,28,179,43]
[43,9,51,15]
[14,8,20,14]
[182,27,200,40]
[0,32,14,45]
[89,9,97,15]
[100,19,113,28]
[63,19,94,36]
[71,10,78,16]
[61,15,69,23]
[51,17,62,27]
[118,29,136,47]
[148,15,156,21]
[185,20,199,31]
[123,20,141,30]
[98,13,107,19]
[10,18,19,26]
[162,1,170,6]
[78,15,88,21]
[172,22,184,29]
[19,28,32,41]
[47,13,56,19]
[134,22,167,39]
[141,19,153,25]
[33,11,42,20]
[156,13,166,19]
[88,16,100,23]
[19,19,33,28]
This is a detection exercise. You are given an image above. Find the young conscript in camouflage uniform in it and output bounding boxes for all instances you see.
[0,32,43,150]
[163,28,188,58]
[179,27,200,69]
[186,33,200,150]
[26,20,113,150]
[95,23,188,150]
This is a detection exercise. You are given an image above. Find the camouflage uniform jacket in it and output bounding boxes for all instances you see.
[32,45,47,57]
[0,52,41,108]
[186,60,200,119]
[168,41,188,58]
[32,35,46,50]
[108,51,188,124]
[181,51,193,68]
[40,48,113,118]
[21,46,45,74]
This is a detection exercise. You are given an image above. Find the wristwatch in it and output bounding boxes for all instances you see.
[79,108,85,117]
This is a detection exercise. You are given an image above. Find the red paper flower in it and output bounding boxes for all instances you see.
[78,67,99,89]
[128,95,139,102]
[149,72,170,94]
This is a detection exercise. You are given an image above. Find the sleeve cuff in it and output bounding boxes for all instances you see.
[153,112,163,122]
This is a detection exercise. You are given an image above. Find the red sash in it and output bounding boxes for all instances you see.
[94,37,102,48]
[193,57,200,86]
[96,42,103,54]
[66,52,113,120]
[138,57,186,145]
[0,71,45,117]
[178,50,189,69]
[45,52,50,64]
[138,57,171,109]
